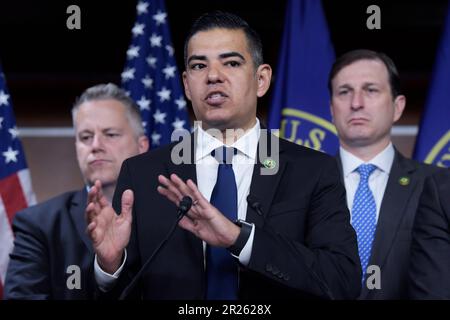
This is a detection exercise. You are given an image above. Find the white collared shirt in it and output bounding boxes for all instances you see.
[340,143,395,223]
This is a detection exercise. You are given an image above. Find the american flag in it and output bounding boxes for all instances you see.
[0,64,36,298]
[122,0,191,149]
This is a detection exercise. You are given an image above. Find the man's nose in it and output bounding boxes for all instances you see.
[207,62,224,84]
[91,134,105,151]
[351,90,364,110]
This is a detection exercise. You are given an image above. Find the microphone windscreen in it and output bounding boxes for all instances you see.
[179,196,193,212]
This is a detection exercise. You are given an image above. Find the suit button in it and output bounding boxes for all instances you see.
[266,264,273,272]
[283,274,290,281]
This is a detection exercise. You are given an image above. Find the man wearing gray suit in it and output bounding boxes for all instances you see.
[328,49,440,299]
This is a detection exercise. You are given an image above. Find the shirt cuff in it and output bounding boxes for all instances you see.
[94,250,127,292]
[237,223,255,266]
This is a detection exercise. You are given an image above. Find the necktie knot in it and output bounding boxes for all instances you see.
[356,164,377,181]
[211,146,237,165]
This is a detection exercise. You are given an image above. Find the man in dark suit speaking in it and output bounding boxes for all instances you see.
[87,11,361,300]
[329,49,440,299]
[4,83,149,299]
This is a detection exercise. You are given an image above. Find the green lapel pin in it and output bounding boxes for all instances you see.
[399,176,410,186]
[263,158,276,169]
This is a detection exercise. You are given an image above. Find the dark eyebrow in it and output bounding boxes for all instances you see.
[187,55,206,64]
[337,84,352,90]
[219,52,245,61]
[187,52,246,65]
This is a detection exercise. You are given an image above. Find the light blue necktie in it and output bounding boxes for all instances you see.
[351,164,377,282]
[206,146,238,300]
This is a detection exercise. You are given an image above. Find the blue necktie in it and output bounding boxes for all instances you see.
[206,146,238,300]
[351,164,377,282]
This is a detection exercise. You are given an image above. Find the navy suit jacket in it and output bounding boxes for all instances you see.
[108,135,361,300]
[409,169,450,299]
[4,189,96,300]
[337,150,441,299]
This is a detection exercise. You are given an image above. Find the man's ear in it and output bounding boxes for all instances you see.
[182,71,192,101]
[256,64,272,98]
[138,135,149,153]
[393,95,406,123]
[329,101,335,124]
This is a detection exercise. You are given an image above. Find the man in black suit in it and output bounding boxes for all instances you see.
[329,49,440,299]
[409,169,450,299]
[87,11,361,300]
[4,83,149,299]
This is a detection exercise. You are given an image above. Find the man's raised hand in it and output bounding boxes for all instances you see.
[85,180,133,274]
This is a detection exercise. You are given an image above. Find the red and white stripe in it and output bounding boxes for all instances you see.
[0,168,36,294]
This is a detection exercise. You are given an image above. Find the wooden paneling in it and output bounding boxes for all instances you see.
[21,137,83,203]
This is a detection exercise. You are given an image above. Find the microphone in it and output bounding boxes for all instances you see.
[246,195,264,216]
[177,196,192,218]
[246,195,335,300]
[119,196,193,300]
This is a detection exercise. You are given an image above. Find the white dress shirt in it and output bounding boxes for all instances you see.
[95,119,261,289]
[339,143,395,223]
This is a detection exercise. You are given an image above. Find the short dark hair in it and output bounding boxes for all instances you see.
[183,11,263,69]
[328,49,402,99]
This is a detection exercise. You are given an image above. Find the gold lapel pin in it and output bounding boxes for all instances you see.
[399,176,410,186]
[263,158,276,169]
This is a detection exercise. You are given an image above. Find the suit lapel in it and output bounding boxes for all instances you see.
[165,135,204,273]
[69,189,93,253]
[246,133,287,228]
[335,155,345,185]
[166,132,197,184]
[166,154,197,184]
[363,151,417,296]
